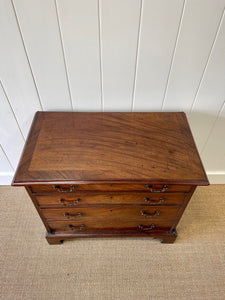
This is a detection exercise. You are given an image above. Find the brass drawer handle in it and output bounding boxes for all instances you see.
[144,197,165,204]
[59,198,81,206]
[145,185,169,192]
[138,224,155,230]
[141,210,160,218]
[53,185,77,193]
[63,212,82,219]
[67,224,85,231]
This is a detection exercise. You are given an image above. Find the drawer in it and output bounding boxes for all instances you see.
[41,206,180,220]
[36,192,186,207]
[30,183,191,193]
[48,219,175,233]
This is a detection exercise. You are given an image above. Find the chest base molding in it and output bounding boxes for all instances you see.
[46,229,177,245]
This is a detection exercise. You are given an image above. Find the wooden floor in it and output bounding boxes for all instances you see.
[0,185,224,300]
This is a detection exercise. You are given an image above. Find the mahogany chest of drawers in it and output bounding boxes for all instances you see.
[12,112,209,244]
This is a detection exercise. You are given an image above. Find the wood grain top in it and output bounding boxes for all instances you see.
[12,112,209,185]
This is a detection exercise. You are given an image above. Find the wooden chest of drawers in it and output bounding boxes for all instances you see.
[12,112,209,244]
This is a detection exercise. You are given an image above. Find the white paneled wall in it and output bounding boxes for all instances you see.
[13,0,72,111]
[101,0,141,110]
[0,0,225,184]
[133,0,184,111]
[162,0,225,111]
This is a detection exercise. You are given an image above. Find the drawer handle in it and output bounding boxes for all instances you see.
[144,197,165,204]
[67,224,85,231]
[53,185,77,192]
[141,210,160,218]
[138,224,155,230]
[145,185,169,192]
[63,212,82,219]
[59,198,81,206]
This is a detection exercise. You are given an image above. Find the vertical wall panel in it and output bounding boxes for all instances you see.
[100,0,141,111]
[162,0,224,112]
[188,13,225,152]
[13,0,72,111]
[0,0,42,137]
[0,146,14,185]
[56,0,101,111]
[0,82,24,169]
[0,146,14,172]
[0,0,225,183]
[133,0,184,111]
[201,102,225,172]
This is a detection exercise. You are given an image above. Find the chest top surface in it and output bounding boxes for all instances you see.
[12,112,209,185]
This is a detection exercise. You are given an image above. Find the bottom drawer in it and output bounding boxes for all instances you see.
[48,219,175,233]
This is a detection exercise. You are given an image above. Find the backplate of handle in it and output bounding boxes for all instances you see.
[141,210,160,218]
[144,197,165,204]
[53,185,77,192]
[67,224,85,231]
[59,198,81,206]
[145,185,169,192]
[63,212,82,219]
[138,224,155,230]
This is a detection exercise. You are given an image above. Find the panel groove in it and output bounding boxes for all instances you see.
[0,81,25,142]
[11,0,43,111]
[98,0,104,111]
[56,0,101,111]
[161,0,186,111]
[200,100,225,155]
[131,0,143,112]
[189,9,225,114]
[0,144,14,171]
[54,0,73,111]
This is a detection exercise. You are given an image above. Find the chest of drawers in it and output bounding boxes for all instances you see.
[12,112,209,244]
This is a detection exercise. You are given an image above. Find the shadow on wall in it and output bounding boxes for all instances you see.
[187,107,225,173]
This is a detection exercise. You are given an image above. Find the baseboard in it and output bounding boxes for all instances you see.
[0,173,14,185]
[0,172,225,185]
[207,172,225,184]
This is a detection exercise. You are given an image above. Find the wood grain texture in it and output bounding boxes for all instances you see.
[30,184,191,193]
[45,229,177,244]
[47,218,175,233]
[35,192,186,207]
[12,112,209,244]
[12,112,209,185]
[41,205,180,220]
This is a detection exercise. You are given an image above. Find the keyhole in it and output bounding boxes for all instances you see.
[110,209,113,212]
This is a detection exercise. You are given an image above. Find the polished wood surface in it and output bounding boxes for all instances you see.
[47,219,175,232]
[41,206,180,220]
[12,112,208,185]
[12,112,209,244]
[30,183,191,193]
[35,192,186,206]
[45,230,177,244]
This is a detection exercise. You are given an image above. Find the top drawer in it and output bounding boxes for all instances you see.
[30,184,191,194]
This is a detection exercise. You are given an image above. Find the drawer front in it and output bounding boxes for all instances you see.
[41,206,180,220]
[36,192,186,207]
[30,184,191,193]
[48,219,174,233]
